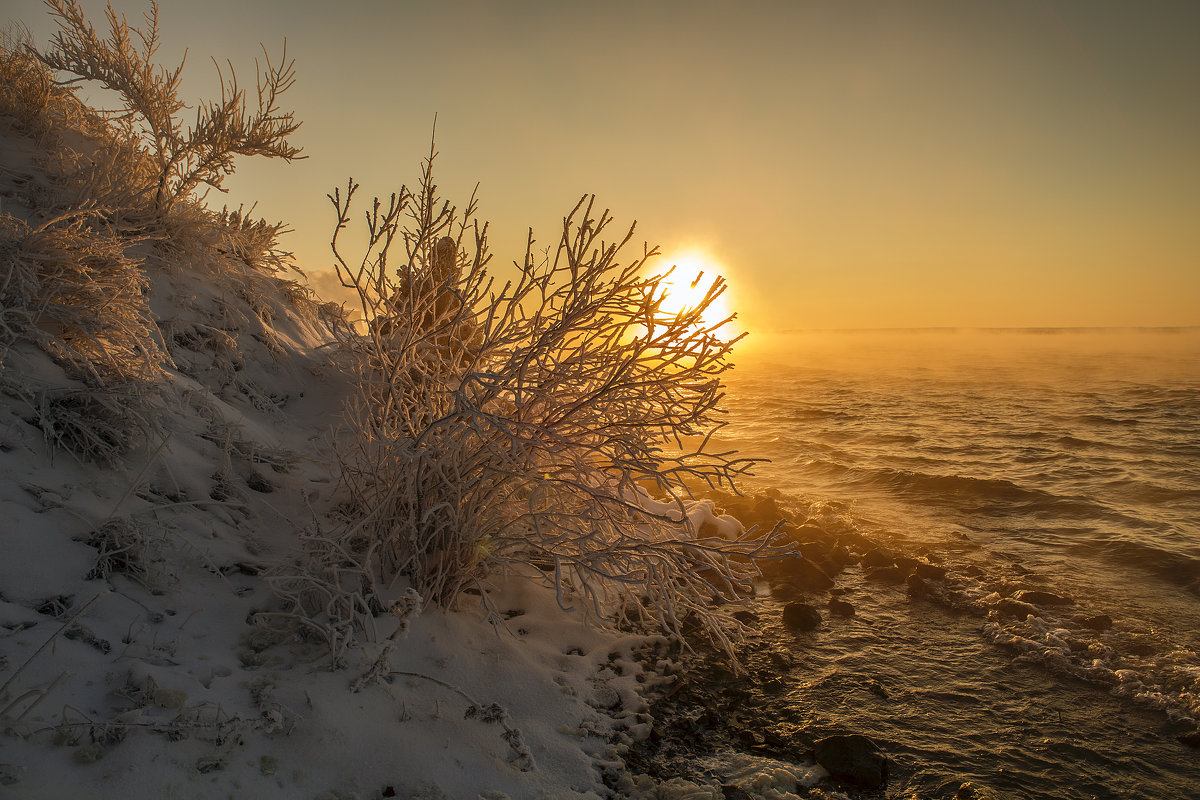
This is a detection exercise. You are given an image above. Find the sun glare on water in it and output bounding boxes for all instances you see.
[653,250,736,331]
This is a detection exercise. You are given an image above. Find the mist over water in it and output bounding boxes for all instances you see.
[715,328,1200,797]
[728,328,1200,582]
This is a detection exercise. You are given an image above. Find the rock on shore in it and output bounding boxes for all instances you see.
[812,733,888,789]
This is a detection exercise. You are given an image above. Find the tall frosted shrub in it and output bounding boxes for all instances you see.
[325,151,785,653]
[35,0,303,213]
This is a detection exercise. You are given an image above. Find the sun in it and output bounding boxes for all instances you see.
[653,250,735,329]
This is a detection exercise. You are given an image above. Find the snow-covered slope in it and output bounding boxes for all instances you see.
[0,82,667,799]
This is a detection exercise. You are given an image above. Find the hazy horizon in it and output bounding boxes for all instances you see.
[773,324,1200,333]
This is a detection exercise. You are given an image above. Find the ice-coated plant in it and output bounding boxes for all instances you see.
[35,0,304,213]
[322,146,788,654]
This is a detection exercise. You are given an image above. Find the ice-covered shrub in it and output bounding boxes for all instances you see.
[0,211,163,385]
[261,524,384,668]
[35,0,304,213]
[0,24,53,132]
[17,384,159,466]
[322,151,787,654]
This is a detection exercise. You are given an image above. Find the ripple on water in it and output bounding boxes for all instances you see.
[761,571,1200,800]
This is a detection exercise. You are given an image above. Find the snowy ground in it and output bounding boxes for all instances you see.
[0,228,824,800]
[0,242,651,798]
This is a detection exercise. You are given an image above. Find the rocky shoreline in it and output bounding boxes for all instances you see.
[612,488,1200,798]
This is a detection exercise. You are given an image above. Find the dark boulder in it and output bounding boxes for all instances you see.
[767,649,795,670]
[866,679,889,700]
[788,521,828,543]
[829,545,855,566]
[782,602,822,631]
[798,540,831,560]
[828,598,855,617]
[996,598,1039,618]
[915,562,948,580]
[1124,635,1158,657]
[1177,731,1200,748]
[906,574,930,599]
[893,556,919,575]
[985,580,1016,597]
[836,532,872,551]
[721,493,783,530]
[1013,589,1073,606]
[813,733,888,789]
[732,609,759,625]
[769,582,803,601]
[798,541,844,576]
[861,548,895,570]
[1078,614,1113,631]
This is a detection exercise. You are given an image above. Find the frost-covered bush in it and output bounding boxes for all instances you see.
[323,151,786,654]
[35,0,303,213]
[0,211,163,383]
[1,34,163,394]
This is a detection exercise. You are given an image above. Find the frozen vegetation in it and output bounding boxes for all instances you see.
[0,3,812,797]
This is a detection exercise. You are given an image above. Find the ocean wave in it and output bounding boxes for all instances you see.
[1056,433,1116,449]
[1076,413,1142,427]
[792,461,1186,542]
[1098,477,1200,506]
[802,460,1096,512]
[1085,536,1200,585]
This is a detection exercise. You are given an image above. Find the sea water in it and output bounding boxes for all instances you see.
[714,328,1200,798]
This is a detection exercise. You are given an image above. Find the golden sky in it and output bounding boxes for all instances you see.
[9,0,1200,331]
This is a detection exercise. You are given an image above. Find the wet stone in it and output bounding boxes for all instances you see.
[906,574,930,598]
[866,679,889,700]
[915,562,948,580]
[812,733,888,789]
[1123,635,1158,657]
[1014,589,1073,606]
[830,545,854,565]
[1177,731,1200,748]
[767,650,795,670]
[798,541,844,577]
[995,598,1040,618]
[778,556,835,592]
[828,598,855,617]
[782,602,822,631]
[798,540,830,559]
[1079,614,1113,631]
[861,548,895,570]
